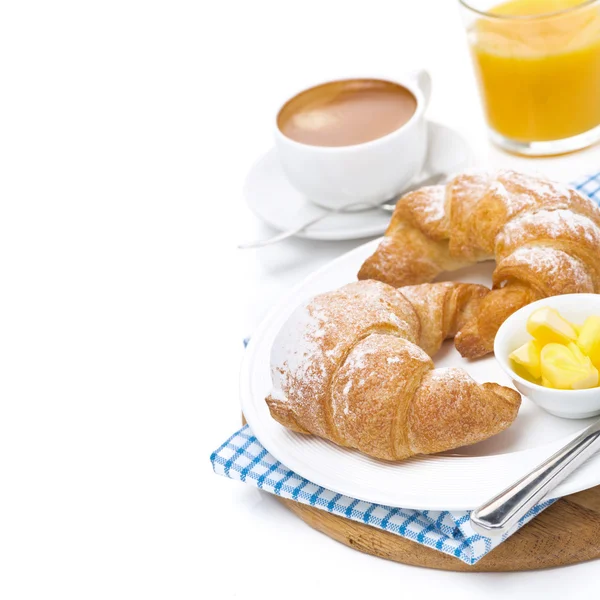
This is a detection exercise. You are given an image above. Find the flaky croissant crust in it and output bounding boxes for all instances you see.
[358,170,600,358]
[266,280,520,461]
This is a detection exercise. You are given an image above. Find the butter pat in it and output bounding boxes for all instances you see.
[540,342,599,390]
[577,316,600,369]
[526,306,578,345]
[509,339,542,380]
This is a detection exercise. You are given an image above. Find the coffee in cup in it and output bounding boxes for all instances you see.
[277,79,418,148]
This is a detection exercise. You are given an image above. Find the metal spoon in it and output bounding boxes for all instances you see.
[470,417,600,538]
[238,171,448,249]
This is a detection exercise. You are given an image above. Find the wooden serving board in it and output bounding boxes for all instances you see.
[276,487,600,571]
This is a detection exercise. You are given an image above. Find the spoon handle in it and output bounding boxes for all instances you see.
[237,213,333,249]
[470,418,600,537]
[238,200,377,249]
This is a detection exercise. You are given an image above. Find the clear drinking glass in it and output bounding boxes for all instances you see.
[459,0,600,156]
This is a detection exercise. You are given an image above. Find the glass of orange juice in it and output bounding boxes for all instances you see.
[459,0,600,155]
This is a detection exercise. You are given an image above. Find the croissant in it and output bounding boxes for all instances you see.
[266,280,521,461]
[358,170,600,358]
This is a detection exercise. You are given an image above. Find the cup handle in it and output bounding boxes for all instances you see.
[407,69,432,110]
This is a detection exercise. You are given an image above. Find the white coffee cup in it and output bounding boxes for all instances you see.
[274,71,431,210]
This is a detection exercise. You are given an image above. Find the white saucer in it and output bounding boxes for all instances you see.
[244,121,472,241]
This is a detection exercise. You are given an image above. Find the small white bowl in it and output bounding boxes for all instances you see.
[494,293,600,419]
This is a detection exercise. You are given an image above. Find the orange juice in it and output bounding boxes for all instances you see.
[469,0,600,142]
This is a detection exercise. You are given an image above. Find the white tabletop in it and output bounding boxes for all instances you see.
[4,1,600,598]
[211,1,600,598]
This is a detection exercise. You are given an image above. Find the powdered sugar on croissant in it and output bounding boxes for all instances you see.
[266,280,520,461]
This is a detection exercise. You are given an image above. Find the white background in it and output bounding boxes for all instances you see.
[2,0,600,598]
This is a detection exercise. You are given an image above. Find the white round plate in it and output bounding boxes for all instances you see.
[241,239,600,510]
[244,121,471,241]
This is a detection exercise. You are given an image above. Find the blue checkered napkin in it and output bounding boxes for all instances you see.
[211,425,555,565]
[574,171,600,198]
[213,173,600,566]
